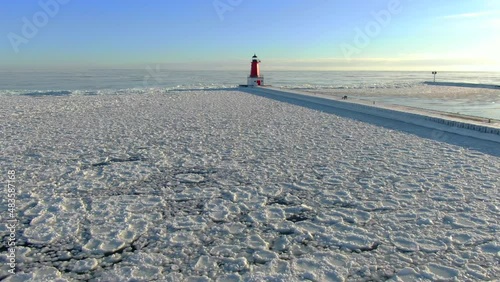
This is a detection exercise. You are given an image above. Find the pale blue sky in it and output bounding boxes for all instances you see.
[1,0,499,71]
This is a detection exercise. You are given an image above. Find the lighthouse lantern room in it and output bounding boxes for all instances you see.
[247,54,264,86]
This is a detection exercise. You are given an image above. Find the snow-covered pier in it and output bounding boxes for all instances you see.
[244,86,500,144]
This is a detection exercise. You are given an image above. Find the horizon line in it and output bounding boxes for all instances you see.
[0,67,499,73]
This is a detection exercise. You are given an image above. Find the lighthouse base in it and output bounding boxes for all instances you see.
[247,76,264,87]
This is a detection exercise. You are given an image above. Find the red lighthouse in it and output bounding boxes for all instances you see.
[247,54,264,86]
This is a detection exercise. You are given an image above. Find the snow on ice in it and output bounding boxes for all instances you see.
[0,90,499,281]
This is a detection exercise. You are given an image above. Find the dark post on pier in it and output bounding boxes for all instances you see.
[432,71,437,83]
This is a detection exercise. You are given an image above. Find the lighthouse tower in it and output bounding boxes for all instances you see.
[247,54,264,86]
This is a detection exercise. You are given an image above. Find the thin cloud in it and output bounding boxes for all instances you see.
[442,10,500,19]
[261,56,500,71]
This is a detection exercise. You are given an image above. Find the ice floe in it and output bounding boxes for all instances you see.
[1,90,499,281]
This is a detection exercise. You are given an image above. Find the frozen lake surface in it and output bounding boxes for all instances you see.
[1,90,499,281]
[1,70,499,119]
